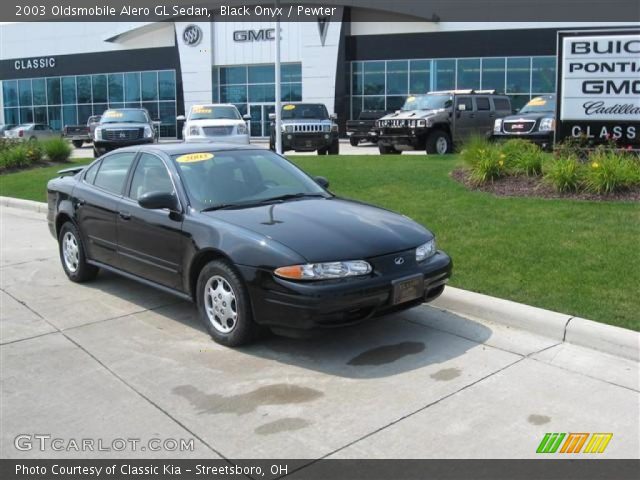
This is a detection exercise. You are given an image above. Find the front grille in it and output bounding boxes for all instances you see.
[103,128,143,141]
[381,127,412,136]
[202,126,234,136]
[379,119,408,128]
[288,123,329,133]
[502,120,536,134]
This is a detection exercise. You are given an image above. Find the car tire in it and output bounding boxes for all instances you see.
[426,130,452,155]
[317,147,328,155]
[72,140,84,148]
[196,259,256,347]
[58,222,99,283]
[378,144,402,155]
[328,139,340,155]
[349,137,359,147]
[93,147,102,158]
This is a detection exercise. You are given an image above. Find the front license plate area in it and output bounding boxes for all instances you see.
[392,274,424,305]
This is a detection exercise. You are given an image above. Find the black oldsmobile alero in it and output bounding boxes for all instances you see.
[47,144,452,346]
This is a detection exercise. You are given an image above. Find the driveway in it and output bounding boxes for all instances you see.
[1,206,638,462]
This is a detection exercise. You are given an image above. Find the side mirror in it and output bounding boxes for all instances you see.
[315,176,329,189]
[138,192,179,211]
[243,114,252,121]
[330,113,338,121]
[268,113,276,120]
[176,115,186,121]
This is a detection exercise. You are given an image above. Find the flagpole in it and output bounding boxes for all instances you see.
[274,0,283,154]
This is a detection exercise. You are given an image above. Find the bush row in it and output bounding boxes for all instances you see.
[0,138,72,172]
[461,138,640,195]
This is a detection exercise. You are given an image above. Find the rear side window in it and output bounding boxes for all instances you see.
[475,97,490,111]
[493,98,511,111]
[93,152,136,195]
[84,161,100,184]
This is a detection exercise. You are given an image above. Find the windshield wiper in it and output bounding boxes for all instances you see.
[199,193,328,213]
[256,192,328,204]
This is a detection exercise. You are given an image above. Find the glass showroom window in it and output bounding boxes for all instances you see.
[2,69,177,137]
[481,58,506,92]
[409,60,431,95]
[457,58,480,90]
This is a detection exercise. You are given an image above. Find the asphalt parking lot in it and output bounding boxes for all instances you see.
[1,205,638,461]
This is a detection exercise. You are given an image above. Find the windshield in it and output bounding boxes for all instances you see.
[190,105,241,121]
[100,110,149,124]
[282,104,329,120]
[401,95,453,111]
[173,150,329,211]
[519,96,556,114]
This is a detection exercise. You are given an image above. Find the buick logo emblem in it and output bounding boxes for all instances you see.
[394,257,405,265]
[183,25,203,47]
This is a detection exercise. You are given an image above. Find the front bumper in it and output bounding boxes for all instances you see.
[94,138,154,152]
[239,251,452,331]
[281,132,337,152]
[185,134,250,144]
[492,132,553,150]
[378,131,426,150]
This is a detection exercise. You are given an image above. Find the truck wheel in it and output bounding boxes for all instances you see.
[196,259,256,347]
[72,140,84,148]
[349,137,359,147]
[426,130,452,155]
[328,139,340,155]
[317,147,328,155]
[378,144,402,155]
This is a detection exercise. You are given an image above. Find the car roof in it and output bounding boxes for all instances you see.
[115,142,259,156]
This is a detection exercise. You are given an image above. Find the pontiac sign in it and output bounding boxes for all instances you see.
[556,29,640,146]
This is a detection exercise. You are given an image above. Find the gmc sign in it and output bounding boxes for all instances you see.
[233,29,275,42]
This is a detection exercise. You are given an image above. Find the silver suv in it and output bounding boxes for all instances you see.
[376,90,512,154]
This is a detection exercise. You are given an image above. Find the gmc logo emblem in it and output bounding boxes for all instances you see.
[512,124,524,129]
[233,29,276,42]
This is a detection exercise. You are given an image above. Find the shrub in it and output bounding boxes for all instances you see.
[468,143,507,184]
[0,145,30,171]
[584,149,638,194]
[460,135,493,167]
[42,137,72,163]
[499,139,545,176]
[0,138,20,153]
[25,142,44,164]
[543,156,583,193]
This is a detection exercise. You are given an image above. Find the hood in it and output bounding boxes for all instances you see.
[379,110,440,120]
[282,118,332,124]
[187,119,245,127]
[503,112,555,122]
[98,122,147,129]
[205,198,431,262]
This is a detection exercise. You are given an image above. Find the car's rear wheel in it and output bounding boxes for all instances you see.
[58,222,99,283]
[426,130,452,155]
[72,140,84,148]
[328,139,340,155]
[378,144,402,154]
[317,147,328,155]
[196,259,256,347]
[349,137,359,147]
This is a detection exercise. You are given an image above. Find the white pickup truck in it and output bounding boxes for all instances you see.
[178,104,251,144]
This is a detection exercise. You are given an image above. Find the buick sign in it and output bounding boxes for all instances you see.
[182,25,203,46]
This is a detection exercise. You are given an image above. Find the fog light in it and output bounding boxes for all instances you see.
[324,134,330,139]
[287,134,293,140]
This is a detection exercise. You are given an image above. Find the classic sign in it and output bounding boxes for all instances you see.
[556,29,640,146]
[13,57,56,70]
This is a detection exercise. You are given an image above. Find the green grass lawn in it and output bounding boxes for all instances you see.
[1,154,638,330]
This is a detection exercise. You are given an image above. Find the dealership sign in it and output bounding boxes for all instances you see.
[13,57,56,71]
[556,29,640,146]
[233,29,275,42]
[182,25,203,46]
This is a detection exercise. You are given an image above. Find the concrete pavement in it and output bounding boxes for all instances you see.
[1,205,638,461]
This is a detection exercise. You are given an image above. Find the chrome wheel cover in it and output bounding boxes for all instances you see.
[436,136,449,155]
[204,275,238,334]
[62,231,80,273]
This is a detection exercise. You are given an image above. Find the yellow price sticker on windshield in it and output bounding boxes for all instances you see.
[283,104,296,110]
[104,111,124,118]
[193,106,213,114]
[528,97,547,106]
[176,153,214,163]
[406,96,416,102]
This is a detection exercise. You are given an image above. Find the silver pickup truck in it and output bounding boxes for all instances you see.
[63,115,101,148]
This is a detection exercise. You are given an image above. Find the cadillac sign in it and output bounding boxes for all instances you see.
[556,29,640,146]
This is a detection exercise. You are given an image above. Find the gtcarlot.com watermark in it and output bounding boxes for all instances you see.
[14,434,195,453]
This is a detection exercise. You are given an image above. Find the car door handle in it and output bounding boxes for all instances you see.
[118,211,131,220]
[76,198,85,206]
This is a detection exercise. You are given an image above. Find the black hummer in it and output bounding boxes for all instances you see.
[93,108,157,157]
[346,110,389,146]
[376,90,512,154]
[269,103,340,155]
[492,95,556,150]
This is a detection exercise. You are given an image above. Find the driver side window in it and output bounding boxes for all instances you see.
[129,154,174,201]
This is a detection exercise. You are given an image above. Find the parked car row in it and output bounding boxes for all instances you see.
[3,123,61,141]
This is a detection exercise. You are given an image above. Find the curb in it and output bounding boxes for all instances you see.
[0,196,48,214]
[432,287,639,362]
[2,196,638,362]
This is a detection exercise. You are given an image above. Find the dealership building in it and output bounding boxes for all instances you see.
[0,9,636,138]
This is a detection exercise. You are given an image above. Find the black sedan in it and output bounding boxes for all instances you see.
[47,144,452,346]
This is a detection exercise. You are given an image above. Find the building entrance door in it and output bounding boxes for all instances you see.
[249,104,275,138]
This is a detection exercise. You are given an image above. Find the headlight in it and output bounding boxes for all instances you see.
[416,239,436,262]
[417,119,427,128]
[189,126,201,136]
[144,126,153,138]
[94,127,102,140]
[539,117,555,132]
[274,260,372,281]
[283,125,294,133]
[237,123,248,135]
[493,119,503,134]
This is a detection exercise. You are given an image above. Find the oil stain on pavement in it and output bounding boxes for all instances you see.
[430,368,462,381]
[347,341,425,366]
[527,414,551,425]
[173,384,323,415]
[255,418,310,435]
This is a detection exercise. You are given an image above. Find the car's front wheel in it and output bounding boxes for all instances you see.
[72,140,84,148]
[426,130,452,155]
[58,222,99,282]
[378,144,402,154]
[349,137,359,147]
[196,260,256,347]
